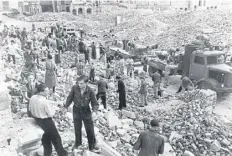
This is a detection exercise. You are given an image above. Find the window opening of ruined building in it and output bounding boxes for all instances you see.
[72,9,77,15]
[66,6,70,12]
[199,0,202,6]
[87,8,92,14]
[78,8,83,14]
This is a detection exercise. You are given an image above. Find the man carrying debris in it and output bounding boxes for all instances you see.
[176,76,194,93]
[29,84,68,156]
[65,75,100,152]
[116,76,126,110]
[89,74,108,109]
[152,71,161,98]
[133,119,164,156]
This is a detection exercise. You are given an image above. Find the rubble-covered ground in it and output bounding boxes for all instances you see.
[11,6,232,49]
[1,6,232,156]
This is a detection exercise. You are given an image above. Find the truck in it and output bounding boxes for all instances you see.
[146,43,232,95]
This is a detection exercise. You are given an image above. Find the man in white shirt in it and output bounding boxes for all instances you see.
[29,84,68,156]
[7,40,21,65]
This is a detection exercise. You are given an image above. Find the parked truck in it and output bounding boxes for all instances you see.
[145,43,232,95]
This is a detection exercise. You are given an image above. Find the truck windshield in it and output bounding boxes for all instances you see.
[207,55,224,64]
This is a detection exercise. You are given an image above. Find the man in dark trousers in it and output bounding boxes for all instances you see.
[29,84,68,156]
[133,119,164,156]
[65,76,100,152]
[116,76,126,110]
[91,42,96,59]
[89,74,108,109]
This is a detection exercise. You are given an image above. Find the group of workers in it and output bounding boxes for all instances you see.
[0,21,197,156]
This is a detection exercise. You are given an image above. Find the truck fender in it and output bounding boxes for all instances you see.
[196,78,220,91]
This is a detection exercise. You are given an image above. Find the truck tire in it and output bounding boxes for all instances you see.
[197,78,220,93]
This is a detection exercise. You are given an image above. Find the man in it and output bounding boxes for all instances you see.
[22,74,38,116]
[164,60,171,88]
[7,40,21,65]
[116,76,126,110]
[89,74,108,109]
[152,71,161,98]
[138,76,148,107]
[176,76,194,93]
[91,42,96,59]
[65,76,100,152]
[89,63,95,82]
[133,119,164,156]
[29,84,68,156]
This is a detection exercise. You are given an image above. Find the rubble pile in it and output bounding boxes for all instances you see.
[92,88,231,156]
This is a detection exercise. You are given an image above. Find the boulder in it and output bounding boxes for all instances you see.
[169,131,182,143]
[134,121,144,129]
[120,119,133,126]
[183,151,195,156]
[221,139,230,146]
[96,137,122,156]
[121,134,132,143]
[116,129,127,137]
[83,150,103,156]
[105,111,122,128]
[211,140,221,151]
[121,110,136,119]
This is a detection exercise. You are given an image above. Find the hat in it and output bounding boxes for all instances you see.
[116,76,121,79]
[150,119,159,127]
[37,84,46,92]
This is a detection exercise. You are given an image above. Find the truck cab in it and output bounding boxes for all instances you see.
[189,50,232,88]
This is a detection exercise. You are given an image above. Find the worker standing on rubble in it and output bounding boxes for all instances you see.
[29,84,68,156]
[133,119,164,156]
[176,76,194,93]
[89,74,108,109]
[22,74,38,117]
[152,71,161,99]
[91,42,96,59]
[45,54,57,93]
[138,76,148,107]
[7,40,21,65]
[116,76,126,110]
[89,62,95,82]
[65,75,100,153]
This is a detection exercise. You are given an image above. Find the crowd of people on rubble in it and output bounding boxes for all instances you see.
[0,22,198,156]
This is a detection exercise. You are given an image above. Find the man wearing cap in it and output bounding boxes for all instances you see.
[65,75,100,152]
[89,74,108,109]
[116,76,126,110]
[133,119,164,156]
[29,84,68,156]
[176,76,194,93]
